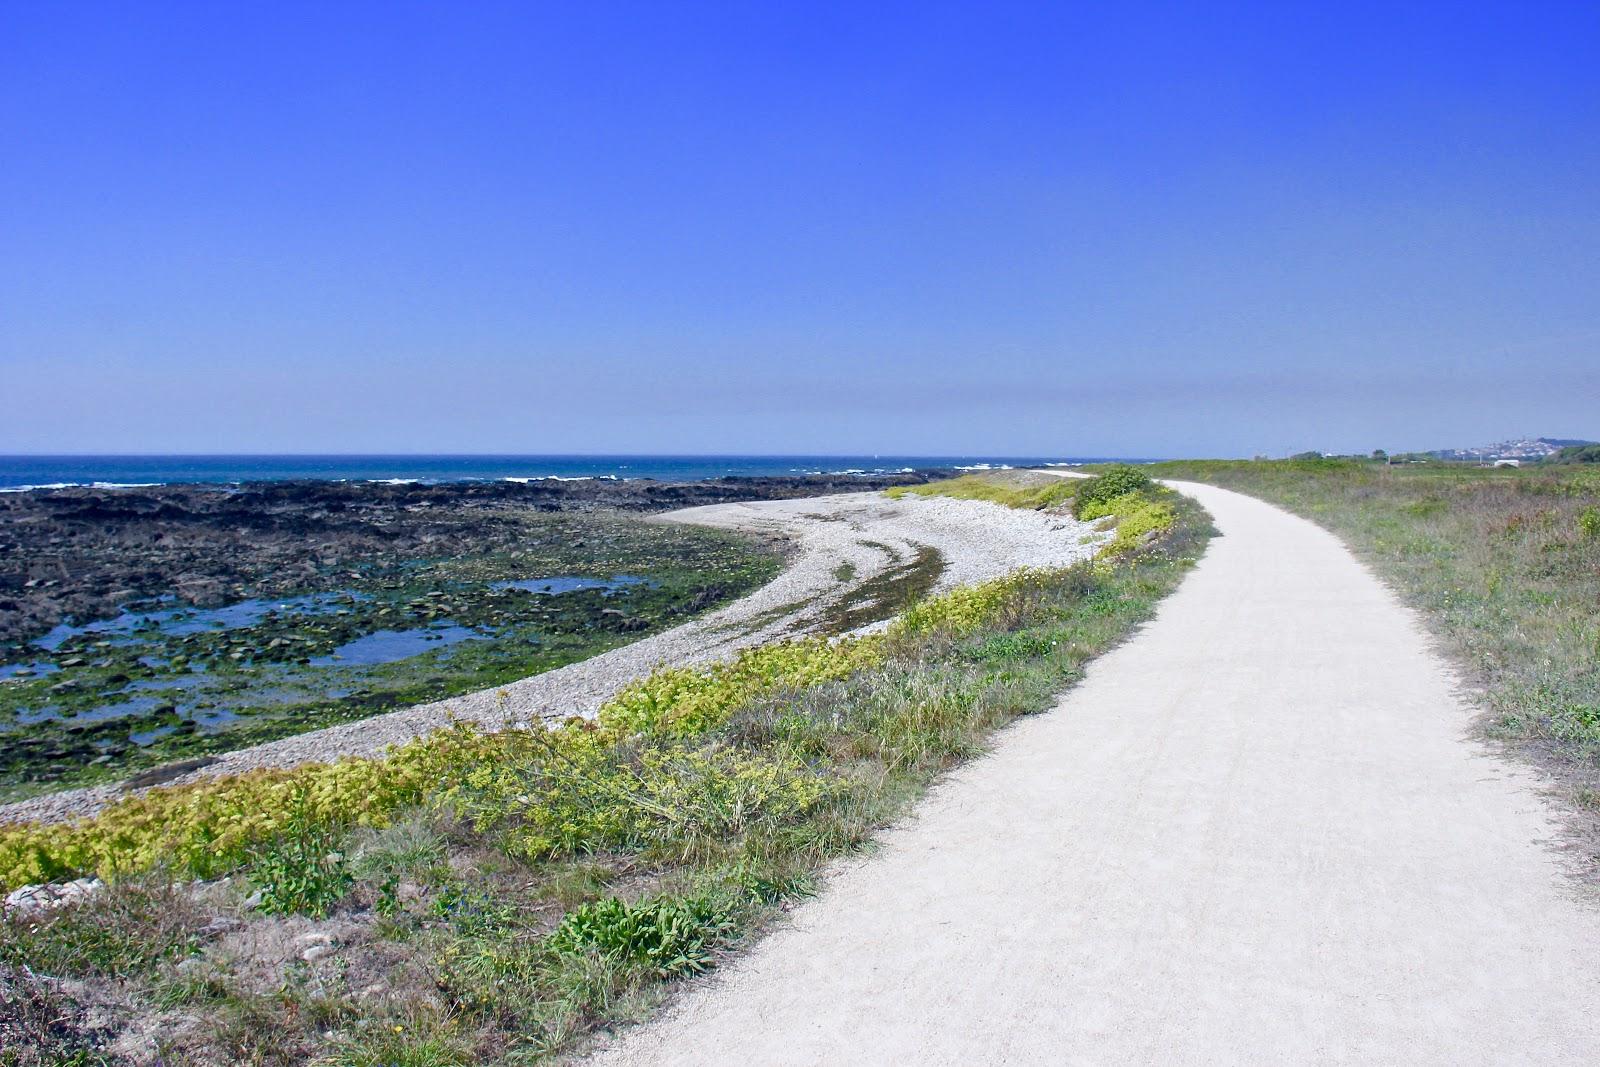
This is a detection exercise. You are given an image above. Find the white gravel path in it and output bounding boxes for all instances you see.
[583,479,1600,1066]
[2,491,1106,826]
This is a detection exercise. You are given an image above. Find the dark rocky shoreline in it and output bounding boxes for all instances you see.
[0,471,957,798]
[0,472,947,649]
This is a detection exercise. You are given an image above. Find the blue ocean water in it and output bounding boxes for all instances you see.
[0,454,1138,491]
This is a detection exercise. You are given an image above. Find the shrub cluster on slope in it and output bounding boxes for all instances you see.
[1071,470,1173,557]
[1545,443,1600,465]
[1,481,1205,1065]
[1070,465,1151,513]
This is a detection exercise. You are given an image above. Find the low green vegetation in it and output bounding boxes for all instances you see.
[1071,464,1150,511]
[246,792,357,919]
[1147,457,1600,786]
[1073,470,1173,556]
[0,475,1204,1064]
[548,892,739,978]
[1547,443,1600,464]
[0,878,204,979]
[886,470,1079,510]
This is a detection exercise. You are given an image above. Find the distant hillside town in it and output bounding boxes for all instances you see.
[1427,437,1595,463]
[1290,437,1600,466]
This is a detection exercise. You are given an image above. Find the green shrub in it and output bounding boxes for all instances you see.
[247,791,354,918]
[1579,506,1600,539]
[1546,700,1600,743]
[429,883,519,939]
[548,893,737,979]
[0,718,544,891]
[1071,465,1153,517]
[1084,494,1177,556]
[891,568,1055,637]
[1547,444,1600,465]
[969,631,1058,662]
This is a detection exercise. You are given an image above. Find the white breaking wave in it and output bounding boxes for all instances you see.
[0,481,162,493]
[502,474,623,483]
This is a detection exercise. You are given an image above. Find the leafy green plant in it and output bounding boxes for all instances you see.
[1579,506,1600,539]
[969,630,1058,662]
[247,790,353,918]
[1080,492,1177,555]
[892,567,1054,637]
[373,873,403,918]
[0,715,551,891]
[429,883,518,936]
[548,893,737,978]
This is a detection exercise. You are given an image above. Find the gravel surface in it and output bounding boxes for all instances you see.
[2,491,1105,826]
[585,480,1600,1066]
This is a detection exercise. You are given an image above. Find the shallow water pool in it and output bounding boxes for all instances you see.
[311,624,485,667]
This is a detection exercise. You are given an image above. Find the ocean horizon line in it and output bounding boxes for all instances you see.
[0,451,1138,459]
[0,453,1157,492]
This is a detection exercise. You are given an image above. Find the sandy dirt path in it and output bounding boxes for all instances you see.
[3,491,1104,826]
[586,480,1600,1065]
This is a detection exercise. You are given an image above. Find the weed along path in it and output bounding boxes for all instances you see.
[587,480,1600,1065]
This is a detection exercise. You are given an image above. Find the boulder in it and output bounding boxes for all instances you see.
[3,876,101,915]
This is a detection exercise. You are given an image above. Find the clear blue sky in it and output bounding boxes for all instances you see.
[3,1,1596,457]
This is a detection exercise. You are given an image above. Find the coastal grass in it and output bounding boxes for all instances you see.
[1146,457,1600,811]
[0,877,206,979]
[1,479,1205,1064]
[885,469,1080,510]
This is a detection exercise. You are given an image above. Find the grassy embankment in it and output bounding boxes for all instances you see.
[1,468,1209,1066]
[1147,457,1600,809]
